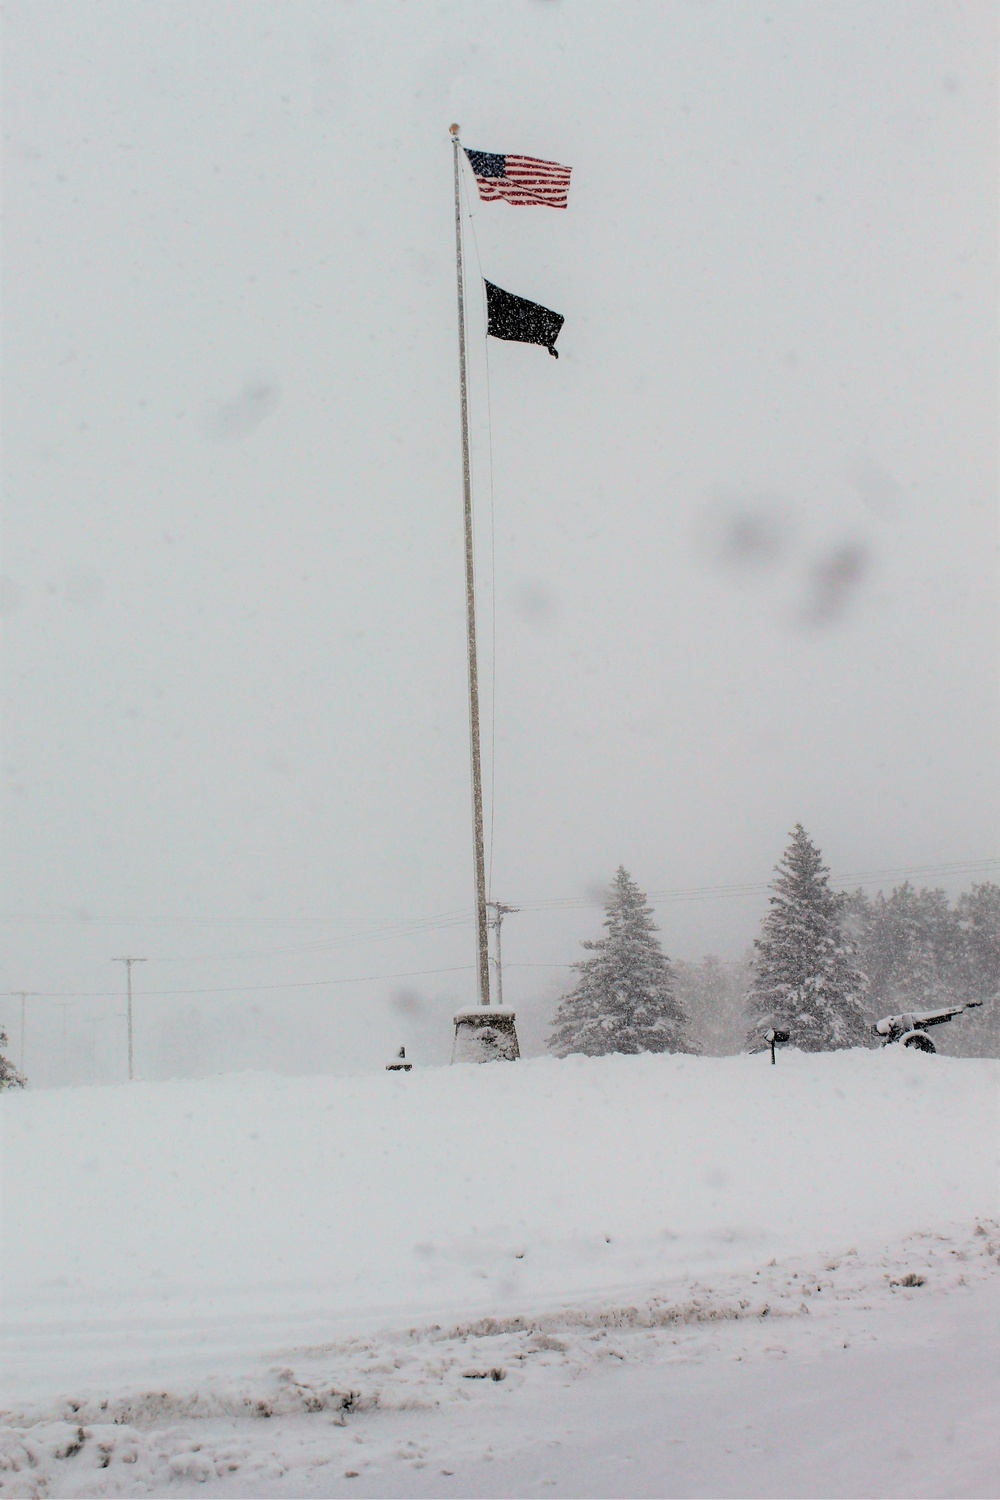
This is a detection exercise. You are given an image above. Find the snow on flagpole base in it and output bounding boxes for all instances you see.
[451,1007,520,1063]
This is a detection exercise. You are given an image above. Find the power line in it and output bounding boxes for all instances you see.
[512,858,1000,916]
[1,857,994,933]
[0,909,472,933]
[0,964,476,1002]
[1,858,995,1004]
[1,858,995,924]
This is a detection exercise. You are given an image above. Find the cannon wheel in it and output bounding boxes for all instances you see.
[902,1031,936,1053]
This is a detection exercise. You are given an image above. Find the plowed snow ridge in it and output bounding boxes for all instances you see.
[1,1049,996,1496]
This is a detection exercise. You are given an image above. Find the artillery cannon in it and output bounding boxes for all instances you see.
[871,1000,982,1053]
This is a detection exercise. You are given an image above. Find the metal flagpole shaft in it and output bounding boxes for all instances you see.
[451,124,491,1009]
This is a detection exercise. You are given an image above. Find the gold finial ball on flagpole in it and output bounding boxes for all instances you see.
[449,123,460,136]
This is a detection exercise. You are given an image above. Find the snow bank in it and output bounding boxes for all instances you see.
[2,1049,995,1405]
[1,1226,996,1497]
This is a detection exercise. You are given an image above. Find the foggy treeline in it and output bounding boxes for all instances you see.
[678,882,999,1059]
[5,879,995,1090]
[673,953,754,1057]
[849,882,998,1055]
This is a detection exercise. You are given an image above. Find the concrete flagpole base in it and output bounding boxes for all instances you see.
[451,1007,520,1063]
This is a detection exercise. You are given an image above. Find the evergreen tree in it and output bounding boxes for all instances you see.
[898,886,964,1010]
[0,1028,26,1090]
[957,883,1000,1003]
[852,883,952,1014]
[845,880,998,1057]
[548,867,692,1057]
[745,826,868,1051]
[954,883,1000,1057]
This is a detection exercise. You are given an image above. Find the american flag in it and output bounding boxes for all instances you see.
[465,149,571,209]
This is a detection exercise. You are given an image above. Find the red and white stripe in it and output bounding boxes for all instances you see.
[474,154,572,209]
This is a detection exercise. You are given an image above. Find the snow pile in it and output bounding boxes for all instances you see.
[3,1050,995,1382]
[1,1224,997,1498]
[1,1049,996,1495]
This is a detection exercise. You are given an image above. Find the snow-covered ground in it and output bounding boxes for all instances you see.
[1,1049,997,1497]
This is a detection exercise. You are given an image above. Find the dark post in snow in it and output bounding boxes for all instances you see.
[766,1028,789,1064]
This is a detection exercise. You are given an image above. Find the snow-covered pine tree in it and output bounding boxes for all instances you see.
[953,883,1000,1057]
[745,826,868,1051]
[844,880,998,1056]
[888,885,963,1011]
[548,867,692,1057]
[957,883,1000,1001]
[850,883,966,1012]
[0,1028,26,1090]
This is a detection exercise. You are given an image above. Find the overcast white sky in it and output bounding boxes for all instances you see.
[2,0,997,1083]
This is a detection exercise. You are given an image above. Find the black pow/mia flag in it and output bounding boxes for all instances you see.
[484,280,564,358]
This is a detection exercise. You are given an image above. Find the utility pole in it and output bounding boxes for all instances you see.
[15,993,37,1074]
[85,1016,100,1075]
[55,1001,72,1074]
[487,902,519,1010]
[88,1011,124,1083]
[113,957,146,1081]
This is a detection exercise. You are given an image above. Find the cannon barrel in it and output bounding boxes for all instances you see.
[872,1000,982,1039]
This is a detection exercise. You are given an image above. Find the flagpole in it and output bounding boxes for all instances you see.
[451,123,491,1009]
